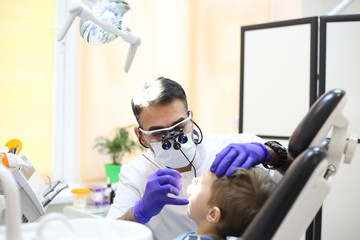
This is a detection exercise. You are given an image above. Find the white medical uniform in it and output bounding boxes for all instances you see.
[107,133,279,240]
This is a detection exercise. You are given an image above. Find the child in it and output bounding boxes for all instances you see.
[174,167,277,240]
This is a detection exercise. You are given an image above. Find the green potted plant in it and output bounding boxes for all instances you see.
[94,125,142,183]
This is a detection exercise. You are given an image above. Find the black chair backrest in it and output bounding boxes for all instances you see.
[241,146,326,240]
[240,89,347,240]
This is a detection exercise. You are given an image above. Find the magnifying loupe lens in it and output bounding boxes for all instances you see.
[79,0,131,45]
[162,141,172,150]
[178,134,188,144]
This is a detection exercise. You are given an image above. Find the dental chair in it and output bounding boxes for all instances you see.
[241,89,357,240]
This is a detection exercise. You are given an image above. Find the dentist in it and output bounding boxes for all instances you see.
[107,77,291,239]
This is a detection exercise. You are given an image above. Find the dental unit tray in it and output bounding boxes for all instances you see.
[0,161,154,240]
[9,166,46,222]
[0,145,68,223]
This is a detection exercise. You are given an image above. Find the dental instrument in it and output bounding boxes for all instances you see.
[42,184,69,208]
[43,179,61,197]
[142,154,165,169]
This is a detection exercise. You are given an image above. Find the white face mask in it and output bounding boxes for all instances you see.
[148,132,197,168]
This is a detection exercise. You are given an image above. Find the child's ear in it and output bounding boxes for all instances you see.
[206,206,221,223]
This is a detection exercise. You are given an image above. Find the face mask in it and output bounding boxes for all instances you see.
[148,132,197,168]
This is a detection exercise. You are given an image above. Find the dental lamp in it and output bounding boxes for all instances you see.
[57,0,141,73]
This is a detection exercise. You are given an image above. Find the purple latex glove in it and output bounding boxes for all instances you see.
[134,168,189,224]
[210,142,270,177]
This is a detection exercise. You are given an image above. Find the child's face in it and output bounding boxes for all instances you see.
[187,170,216,223]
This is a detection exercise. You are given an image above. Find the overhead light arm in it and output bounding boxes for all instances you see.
[328,0,354,15]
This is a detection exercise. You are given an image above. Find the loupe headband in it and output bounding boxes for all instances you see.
[138,112,192,135]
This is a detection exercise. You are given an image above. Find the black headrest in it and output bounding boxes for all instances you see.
[288,89,346,159]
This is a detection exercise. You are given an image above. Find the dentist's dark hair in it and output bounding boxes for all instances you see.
[131,77,188,125]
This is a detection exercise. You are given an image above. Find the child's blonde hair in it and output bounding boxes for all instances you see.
[208,167,277,238]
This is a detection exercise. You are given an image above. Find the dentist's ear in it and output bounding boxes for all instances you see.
[189,110,203,145]
[188,110,194,124]
[207,206,221,223]
[135,127,149,148]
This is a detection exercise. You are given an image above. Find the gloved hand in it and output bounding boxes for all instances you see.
[210,142,270,177]
[134,168,189,224]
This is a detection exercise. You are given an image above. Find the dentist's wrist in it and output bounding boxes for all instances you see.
[250,142,270,162]
[134,200,151,224]
[262,141,288,170]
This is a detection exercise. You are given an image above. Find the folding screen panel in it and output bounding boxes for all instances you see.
[240,17,318,139]
[319,14,360,143]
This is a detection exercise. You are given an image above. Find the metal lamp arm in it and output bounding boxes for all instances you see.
[57,0,84,42]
